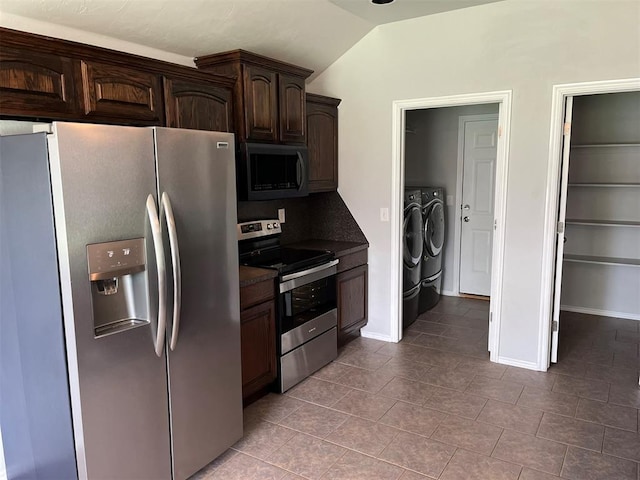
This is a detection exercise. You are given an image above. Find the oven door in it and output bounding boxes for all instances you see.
[279,260,338,354]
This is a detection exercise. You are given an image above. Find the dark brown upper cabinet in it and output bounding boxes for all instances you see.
[306,93,341,192]
[195,50,313,144]
[0,28,236,128]
[80,60,162,124]
[0,45,80,119]
[163,75,233,132]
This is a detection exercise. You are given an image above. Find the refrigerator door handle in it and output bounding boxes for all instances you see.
[161,192,182,351]
[146,194,167,357]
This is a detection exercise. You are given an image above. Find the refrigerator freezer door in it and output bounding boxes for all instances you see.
[154,128,243,480]
[48,123,172,480]
[0,133,77,480]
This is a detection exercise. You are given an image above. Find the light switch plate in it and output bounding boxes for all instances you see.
[446,195,454,206]
[278,208,286,223]
[380,207,389,222]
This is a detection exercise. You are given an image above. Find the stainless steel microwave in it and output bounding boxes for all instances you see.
[237,143,308,201]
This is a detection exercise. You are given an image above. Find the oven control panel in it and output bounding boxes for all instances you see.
[238,219,281,240]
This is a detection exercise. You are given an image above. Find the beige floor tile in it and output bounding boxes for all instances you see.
[422,387,488,419]
[431,414,503,455]
[312,362,354,382]
[516,386,578,416]
[407,320,450,335]
[420,365,476,391]
[609,383,640,409]
[414,348,463,370]
[439,449,521,480]
[465,376,524,404]
[477,399,543,434]
[330,389,397,421]
[517,468,562,480]
[455,357,508,379]
[333,365,395,393]
[376,358,433,382]
[552,374,610,402]
[501,367,557,391]
[335,349,392,370]
[266,433,347,480]
[232,420,296,459]
[325,416,400,456]
[244,393,306,424]
[278,402,349,438]
[211,452,287,480]
[537,412,604,451]
[378,431,455,478]
[561,446,637,480]
[286,377,352,407]
[492,429,566,475]
[603,426,640,462]
[379,401,447,437]
[576,398,638,431]
[378,377,433,405]
[190,449,237,479]
[320,450,404,480]
[343,336,388,353]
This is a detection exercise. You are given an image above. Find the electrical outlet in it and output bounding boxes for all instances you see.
[278,208,286,223]
[380,207,389,222]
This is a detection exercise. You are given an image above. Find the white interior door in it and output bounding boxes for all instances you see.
[459,117,498,296]
[550,96,574,363]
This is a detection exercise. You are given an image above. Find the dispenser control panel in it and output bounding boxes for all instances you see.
[87,238,146,281]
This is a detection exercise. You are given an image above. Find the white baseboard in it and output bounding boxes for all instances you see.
[441,289,458,297]
[497,356,542,371]
[360,330,394,343]
[560,305,640,321]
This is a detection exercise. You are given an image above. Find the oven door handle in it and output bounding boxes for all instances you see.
[280,259,339,293]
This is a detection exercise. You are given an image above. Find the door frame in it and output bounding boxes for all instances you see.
[539,78,640,370]
[453,113,499,297]
[391,90,512,363]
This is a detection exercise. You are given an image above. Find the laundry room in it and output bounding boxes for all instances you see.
[402,102,499,329]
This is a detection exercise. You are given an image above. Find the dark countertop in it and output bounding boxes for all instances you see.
[286,239,369,258]
[239,265,277,288]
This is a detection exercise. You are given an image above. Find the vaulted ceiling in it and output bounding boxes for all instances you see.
[0,0,501,78]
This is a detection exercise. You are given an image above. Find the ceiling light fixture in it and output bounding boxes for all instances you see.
[370,0,395,5]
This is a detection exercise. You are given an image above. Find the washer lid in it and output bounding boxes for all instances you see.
[424,201,445,256]
[403,204,423,267]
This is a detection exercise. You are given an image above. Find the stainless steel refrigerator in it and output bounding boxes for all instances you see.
[0,123,243,480]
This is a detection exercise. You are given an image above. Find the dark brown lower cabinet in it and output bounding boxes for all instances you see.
[240,280,276,404]
[337,263,368,344]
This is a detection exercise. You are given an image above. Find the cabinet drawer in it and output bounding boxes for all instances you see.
[240,279,275,311]
[80,60,162,123]
[337,250,368,273]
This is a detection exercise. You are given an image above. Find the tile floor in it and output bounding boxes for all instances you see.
[192,297,640,480]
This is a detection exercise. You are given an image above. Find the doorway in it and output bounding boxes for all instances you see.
[391,91,512,364]
[541,78,640,369]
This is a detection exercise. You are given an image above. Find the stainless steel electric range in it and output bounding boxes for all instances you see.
[238,219,339,392]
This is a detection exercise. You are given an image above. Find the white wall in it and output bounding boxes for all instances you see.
[405,104,499,294]
[308,0,640,364]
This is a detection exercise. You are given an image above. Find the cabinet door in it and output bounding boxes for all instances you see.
[163,77,233,132]
[278,74,306,144]
[337,265,368,340]
[307,100,338,192]
[243,65,278,142]
[0,46,79,118]
[80,60,162,124]
[240,300,276,400]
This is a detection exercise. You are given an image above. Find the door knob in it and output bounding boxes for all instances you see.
[463,216,470,222]
[463,204,470,210]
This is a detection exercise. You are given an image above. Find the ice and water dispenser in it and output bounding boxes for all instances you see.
[87,238,149,338]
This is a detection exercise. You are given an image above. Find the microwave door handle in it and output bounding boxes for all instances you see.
[296,152,306,191]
